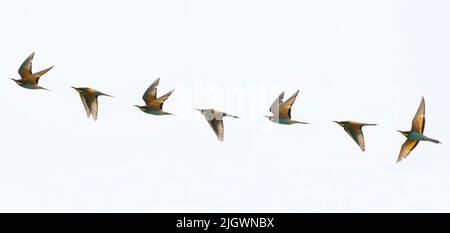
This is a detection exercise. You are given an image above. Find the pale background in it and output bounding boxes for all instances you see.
[0,0,448,212]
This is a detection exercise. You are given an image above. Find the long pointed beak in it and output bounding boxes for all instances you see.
[332,121,339,124]
[194,108,202,112]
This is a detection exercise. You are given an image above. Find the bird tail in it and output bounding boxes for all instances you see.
[38,86,52,91]
[425,137,441,144]
[225,113,239,119]
[100,92,113,97]
[291,120,309,124]
[163,111,177,116]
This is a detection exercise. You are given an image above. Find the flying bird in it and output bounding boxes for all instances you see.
[264,90,309,125]
[71,87,113,121]
[196,109,239,141]
[397,97,440,162]
[135,78,174,116]
[333,121,377,152]
[11,52,54,91]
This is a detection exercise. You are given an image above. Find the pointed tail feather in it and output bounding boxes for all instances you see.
[292,120,309,124]
[225,113,239,118]
[38,86,52,91]
[427,138,441,144]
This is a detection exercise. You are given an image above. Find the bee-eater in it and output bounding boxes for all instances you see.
[333,121,377,152]
[264,90,309,125]
[71,87,113,121]
[11,52,54,91]
[397,97,441,162]
[134,78,174,116]
[196,109,239,142]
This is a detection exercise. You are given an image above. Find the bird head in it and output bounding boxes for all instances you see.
[397,130,409,137]
[11,78,23,85]
[263,115,272,121]
[134,105,146,112]
[71,86,82,93]
[333,121,345,127]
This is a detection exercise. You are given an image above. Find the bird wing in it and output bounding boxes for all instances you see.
[79,93,91,118]
[397,140,420,162]
[157,89,174,102]
[18,52,35,80]
[28,66,54,84]
[270,91,284,116]
[147,90,174,110]
[89,97,99,121]
[344,126,366,152]
[142,78,160,106]
[279,90,299,119]
[207,118,224,141]
[411,97,425,133]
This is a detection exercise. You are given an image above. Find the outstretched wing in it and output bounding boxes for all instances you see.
[90,97,99,121]
[18,52,35,80]
[157,89,174,103]
[344,126,366,152]
[270,91,284,116]
[79,93,91,118]
[411,97,425,133]
[279,90,299,119]
[142,78,160,106]
[29,66,54,84]
[207,119,224,142]
[397,140,420,162]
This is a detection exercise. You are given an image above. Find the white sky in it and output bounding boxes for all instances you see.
[0,0,449,212]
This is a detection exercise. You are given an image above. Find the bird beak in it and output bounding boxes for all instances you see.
[71,86,79,92]
[262,115,270,119]
[194,108,202,112]
[332,121,339,124]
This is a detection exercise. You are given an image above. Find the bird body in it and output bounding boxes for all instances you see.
[397,97,440,162]
[196,108,239,141]
[334,120,377,152]
[12,52,53,91]
[264,90,309,125]
[137,108,172,115]
[403,131,427,141]
[135,78,174,116]
[266,117,305,125]
[72,87,112,121]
